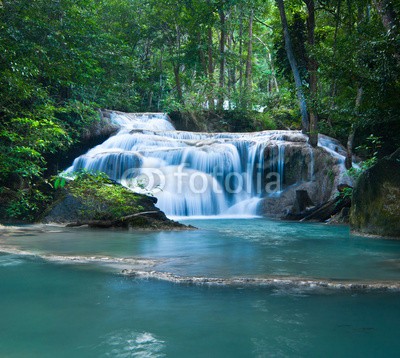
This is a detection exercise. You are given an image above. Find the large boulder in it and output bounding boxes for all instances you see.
[41,173,192,230]
[259,139,351,218]
[350,149,400,238]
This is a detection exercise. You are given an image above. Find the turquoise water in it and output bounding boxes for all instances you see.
[1,219,400,357]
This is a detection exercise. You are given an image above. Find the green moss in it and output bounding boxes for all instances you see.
[68,172,143,221]
[350,149,400,237]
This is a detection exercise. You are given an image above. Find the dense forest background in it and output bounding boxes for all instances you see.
[0,0,399,221]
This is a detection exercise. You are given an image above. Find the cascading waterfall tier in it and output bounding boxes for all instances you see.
[66,112,348,217]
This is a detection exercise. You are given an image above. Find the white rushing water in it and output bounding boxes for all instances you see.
[66,112,347,217]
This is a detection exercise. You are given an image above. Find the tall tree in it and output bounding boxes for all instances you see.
[304,0,318,147]
[217,1,226,110]
[245,8,254,93]
[372,0,399,62]
[275,0,309,134]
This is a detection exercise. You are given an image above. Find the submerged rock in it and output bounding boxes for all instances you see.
[350,149,400,238]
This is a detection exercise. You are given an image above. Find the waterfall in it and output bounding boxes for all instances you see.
[66,112,346,217]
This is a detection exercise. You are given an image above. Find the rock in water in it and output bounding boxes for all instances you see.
[41,174,193,230]
[350,149,400,238]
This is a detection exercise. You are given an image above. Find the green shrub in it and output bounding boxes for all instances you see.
[5,189,52,222]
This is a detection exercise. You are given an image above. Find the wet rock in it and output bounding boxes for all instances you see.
[41,183,193,231]
[41,194,83,224]
[350,148,400,238]
[259,137,352,219]
[327,207,350,225]
[292,190,315,214]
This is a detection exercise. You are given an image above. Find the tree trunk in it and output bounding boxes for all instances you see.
[255,34,280,94]
[330,0,341,98]
[345,86,363,169]
[238,6,244,102]
[217,6,226,111]
[198,32,207,74]
[245,9,253,93]
[269,52,280,93]
[373,0,397,33]
[299,195,351,222]
[276,0,309,134]
[345,130,356,169]
[207,27,214,78]
[173,65,184,105]
[207,26,215,110]
[174,24,184,105]
[304,0,318,147]
[373,0,399,62]
[227,30,236,108]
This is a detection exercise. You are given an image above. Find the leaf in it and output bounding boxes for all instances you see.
[54,177,61,189]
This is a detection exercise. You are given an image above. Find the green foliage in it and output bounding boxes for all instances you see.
[219,111,277,132]
[348,135,383,180]
[170,110,277,132]
[263,90,301,130]
[0,117,70,185]
[274,11,308,81]
[341,187,353,200]
[53,176,67,190]
[335,186,353,208]
[1,0,397,143]
[5,189,52,222]
[67,171,144,221]
[356,135,382,161]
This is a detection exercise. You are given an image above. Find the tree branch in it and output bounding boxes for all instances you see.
[254,16,273,30]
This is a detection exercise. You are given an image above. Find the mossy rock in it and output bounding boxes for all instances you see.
[350,149,400,238]
[41,172,191,230]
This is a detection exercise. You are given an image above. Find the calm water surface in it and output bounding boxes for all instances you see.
[1,218,400,357]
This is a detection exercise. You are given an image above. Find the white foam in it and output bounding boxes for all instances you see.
[122,270,400,292]
[99,329,166,357]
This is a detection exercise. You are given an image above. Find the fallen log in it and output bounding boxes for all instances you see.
[300,196,351,222]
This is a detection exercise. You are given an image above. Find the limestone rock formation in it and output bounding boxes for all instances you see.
[260,140,351,219]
